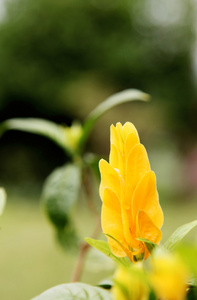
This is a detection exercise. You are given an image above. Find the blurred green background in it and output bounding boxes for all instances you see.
[0,0,197,299]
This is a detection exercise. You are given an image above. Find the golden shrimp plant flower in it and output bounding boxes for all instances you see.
[149,251,189,300]
[99,122,163,261]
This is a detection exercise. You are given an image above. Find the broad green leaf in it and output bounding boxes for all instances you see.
[32,282,112,300]
[137,238,157,254]
[42,163,81,247]
[80,89,150,149]
[164,220,197,251]
[85,237,130,267]
[0,188,6,215]
[0,118,69,153]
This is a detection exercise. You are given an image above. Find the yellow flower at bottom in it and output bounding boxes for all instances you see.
[99,122,163,261]
[149,250,189,300]
[113,263,149,300]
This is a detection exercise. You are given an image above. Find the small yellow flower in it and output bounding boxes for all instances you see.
[99,122,163,261]
[63,122,83,152]
[113,263,150,300]
[149,250,189,300]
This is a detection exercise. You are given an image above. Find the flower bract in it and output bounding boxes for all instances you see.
[99,122,163,261]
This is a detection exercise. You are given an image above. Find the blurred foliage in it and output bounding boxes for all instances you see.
[0,0,196,196]
[0,90,148,249]
[0,0,196,138]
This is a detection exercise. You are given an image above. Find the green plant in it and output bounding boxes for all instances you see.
[1,90,197,300]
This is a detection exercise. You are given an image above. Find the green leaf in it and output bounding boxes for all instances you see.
[80,89,150,149]
[42,163,81,247]
[85,237,130,267]
[177,244,197,280]
[87,89,150,123]
[32,282,112,300]
[164,220,197,251]
[137,238,157,254]
[56,226,78,250]
[187,286,197,300]
[0,188,6,215]
[0,118,69,153]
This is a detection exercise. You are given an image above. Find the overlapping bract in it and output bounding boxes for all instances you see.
[99,122,163,261]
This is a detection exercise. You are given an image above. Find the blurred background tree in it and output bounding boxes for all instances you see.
[0,0,196,193]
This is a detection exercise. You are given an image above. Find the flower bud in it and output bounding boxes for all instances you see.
[113,263,150,300]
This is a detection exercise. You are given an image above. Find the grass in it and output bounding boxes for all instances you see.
[0,193,197,300]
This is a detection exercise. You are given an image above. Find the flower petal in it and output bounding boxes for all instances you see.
[152,203,164,229]
[102,188,127,257]
[125,132,140,160]
[122,122,139,141]
[132,171,163,228]
[137,210,162,243]
[109,144,119,169]
[125,144,150,209]
[137,210,162,259]
[99,159,121,200]
[110,123,123,154]
[109,143,124,177]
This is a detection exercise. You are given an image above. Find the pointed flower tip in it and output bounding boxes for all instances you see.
[98,158,105,168]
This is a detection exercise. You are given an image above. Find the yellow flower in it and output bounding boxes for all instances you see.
[63,122,83,151]
[99,122,163,261]
[113,263,150,300]
[149,250,189,300]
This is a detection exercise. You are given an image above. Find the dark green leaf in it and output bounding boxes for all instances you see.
[148,289,157,300]
[42,163,81,248]
[56,226,78,250]
[85,237,130,267]
[187,286,197,300]
[0,118,69,153]
[164,220,197,251]
[32,282,112,300]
